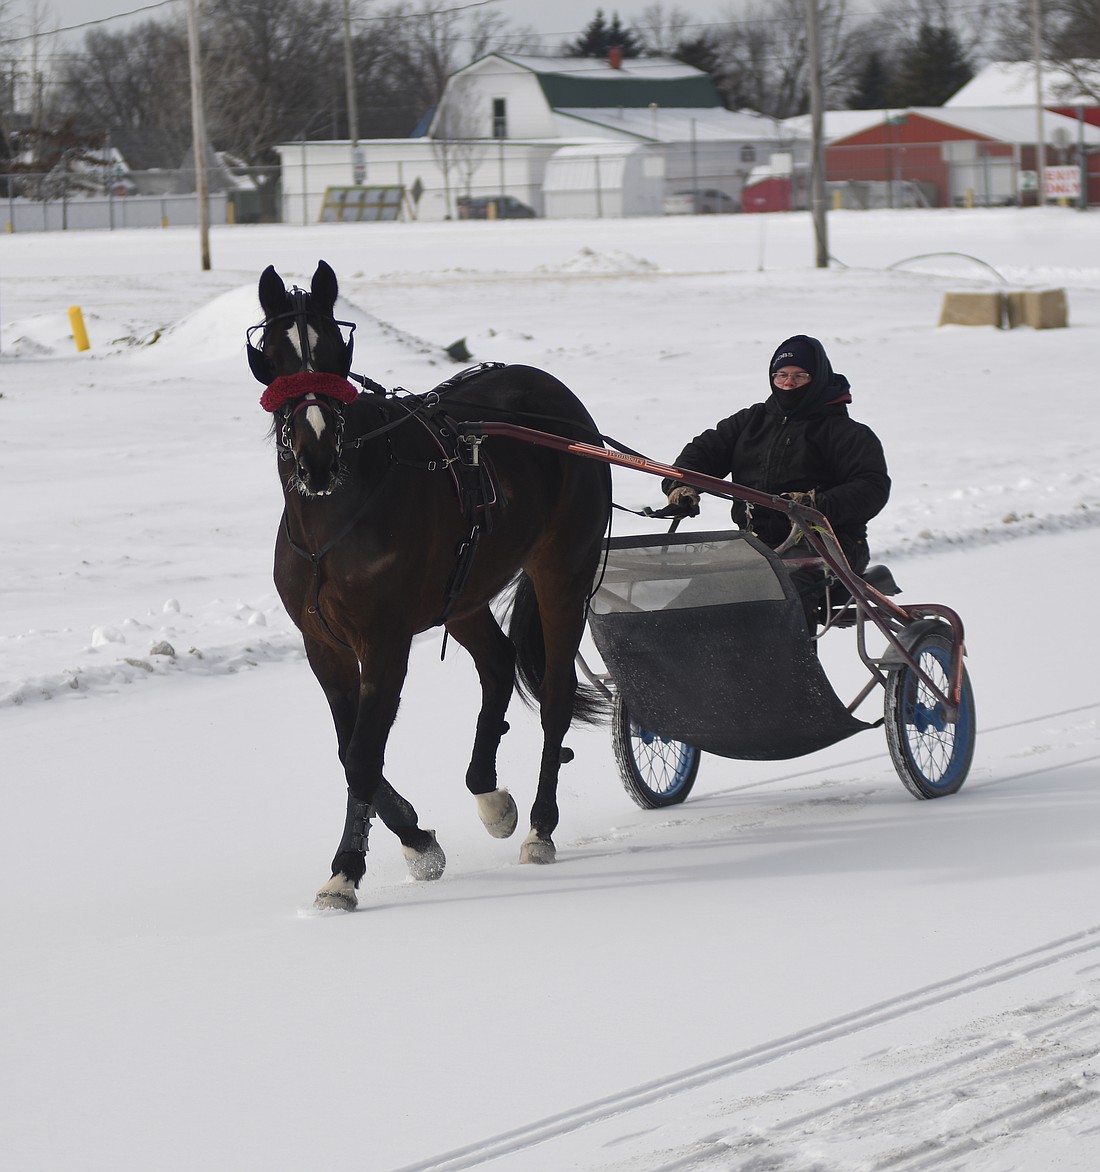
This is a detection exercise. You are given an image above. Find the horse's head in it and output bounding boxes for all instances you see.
[251,261,359,497]
[250,260,354,383]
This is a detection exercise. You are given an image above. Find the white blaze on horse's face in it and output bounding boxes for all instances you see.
[286,319,319,367]
[303,392,327,440]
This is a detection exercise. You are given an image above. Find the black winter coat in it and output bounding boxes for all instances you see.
[665,340,890,563]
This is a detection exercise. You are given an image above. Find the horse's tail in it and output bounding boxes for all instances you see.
[507,573,611,726]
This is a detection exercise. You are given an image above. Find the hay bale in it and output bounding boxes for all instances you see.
[1022,288,1068,329]
[939,291,1004,328]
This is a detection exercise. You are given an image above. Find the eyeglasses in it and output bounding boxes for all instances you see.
[773,371,812,385]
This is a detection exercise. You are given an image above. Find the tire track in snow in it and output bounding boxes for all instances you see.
[392,926,1100,1172]
[704,701,1100,796]
[654,1003,1100,1171]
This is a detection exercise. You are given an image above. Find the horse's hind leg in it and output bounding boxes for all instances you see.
[518,567,593,865]
[444,605,519,839]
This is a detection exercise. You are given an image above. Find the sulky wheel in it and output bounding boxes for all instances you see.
[612,691,700,809]
[885,628,975,798]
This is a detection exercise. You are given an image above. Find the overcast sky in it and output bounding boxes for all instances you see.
[15,0,735,54]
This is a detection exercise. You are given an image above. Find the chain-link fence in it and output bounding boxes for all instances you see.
[7,138,1094,231]
[819,138,1098,209]
[1,167,282,231]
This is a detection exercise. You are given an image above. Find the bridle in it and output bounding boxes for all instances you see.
[247,285,361,483]
[275,395,348,474]
[246,286,357,387]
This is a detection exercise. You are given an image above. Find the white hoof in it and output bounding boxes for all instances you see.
[519,829,556,865]
[314,873,358,911]
[403,830,446,881]
[475,788,519,839]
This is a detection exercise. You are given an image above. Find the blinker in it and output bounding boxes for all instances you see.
[245,290,356,386]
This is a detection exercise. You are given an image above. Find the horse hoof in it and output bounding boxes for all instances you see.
[315,873,358,911]
[475,788,519,839]
[519,829,556,865]
[403,831,446,881]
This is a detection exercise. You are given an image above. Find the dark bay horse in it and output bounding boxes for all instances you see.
[251,261,611,910]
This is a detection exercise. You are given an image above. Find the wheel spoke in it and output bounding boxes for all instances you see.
[885,630,974,798]
[614,694,700,809]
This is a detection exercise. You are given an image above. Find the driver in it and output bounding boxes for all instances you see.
[663,334,890,622]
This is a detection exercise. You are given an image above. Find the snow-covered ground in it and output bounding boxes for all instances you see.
[1,208,1098,1170]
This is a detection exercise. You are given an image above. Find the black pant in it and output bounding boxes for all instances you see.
[785,540,870,632]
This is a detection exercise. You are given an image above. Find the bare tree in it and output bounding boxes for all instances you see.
[633,3,693,55]
[875,0,998,65]
[56,20,191,158]
[201,0,346,163]
[707,0,857,118]
[348,1,538,139]
[995,0,1100,102]
[429,74,489,217]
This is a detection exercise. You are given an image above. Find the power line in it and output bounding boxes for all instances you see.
[1,0,181,45]
[1,0,1001,53]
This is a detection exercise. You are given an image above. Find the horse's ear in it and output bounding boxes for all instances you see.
[311,261,339,314]
[258,264,290,318]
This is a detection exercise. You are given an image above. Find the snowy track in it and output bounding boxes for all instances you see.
[397,927,1100,1171]
[3,211,1100,1170]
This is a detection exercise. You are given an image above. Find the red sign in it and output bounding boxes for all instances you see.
[1043,166,1081,199]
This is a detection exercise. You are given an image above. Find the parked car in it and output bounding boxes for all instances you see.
[456,195,537,220]
[662,188,739,215]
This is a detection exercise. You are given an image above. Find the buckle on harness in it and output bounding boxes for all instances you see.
[457,434,483,467]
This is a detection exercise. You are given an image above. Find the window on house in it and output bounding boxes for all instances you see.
[492,98,507,139]
[740,144,756,164]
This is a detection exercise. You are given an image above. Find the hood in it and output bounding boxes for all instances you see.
[766,334,851,417]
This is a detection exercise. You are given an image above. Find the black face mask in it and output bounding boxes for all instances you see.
[771,384,809,413]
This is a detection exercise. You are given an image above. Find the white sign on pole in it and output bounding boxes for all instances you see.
[1043,166,1082,200]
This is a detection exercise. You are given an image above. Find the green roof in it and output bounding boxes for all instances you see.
[536,73,721,110]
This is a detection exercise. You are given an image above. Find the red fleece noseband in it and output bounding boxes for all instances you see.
[260,371,359,413]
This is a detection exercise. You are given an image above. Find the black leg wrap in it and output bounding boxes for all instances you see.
[466,713,511,795]
[330,792,372,877]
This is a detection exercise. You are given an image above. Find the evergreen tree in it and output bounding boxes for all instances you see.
[674,33,723,80]
[848,50,894,109]
[566,9,643,58]
[891,22,973,106]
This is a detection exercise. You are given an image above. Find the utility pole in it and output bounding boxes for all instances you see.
[342,0,363,184]
[806,0,828,267]
[186,0,211,270]
[1032,0,1046,207]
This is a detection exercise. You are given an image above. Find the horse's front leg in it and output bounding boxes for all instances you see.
[444,606,519,840]
[317,640,444,911]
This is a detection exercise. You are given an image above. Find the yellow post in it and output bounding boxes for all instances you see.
[832,189,842,210]
[68,306,91,352]
[965,188,974,208]
[487,200,497,220]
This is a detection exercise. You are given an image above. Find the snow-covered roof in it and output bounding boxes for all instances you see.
[460,52,721,109]
[553,106,799,143]
[488,53,708,81]
[782,105,1100,145]
[946,61,1099,107]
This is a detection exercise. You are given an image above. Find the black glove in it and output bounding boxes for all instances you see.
[666,486,701,516]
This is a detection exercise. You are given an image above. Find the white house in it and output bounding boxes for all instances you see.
[274,53,804,222]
